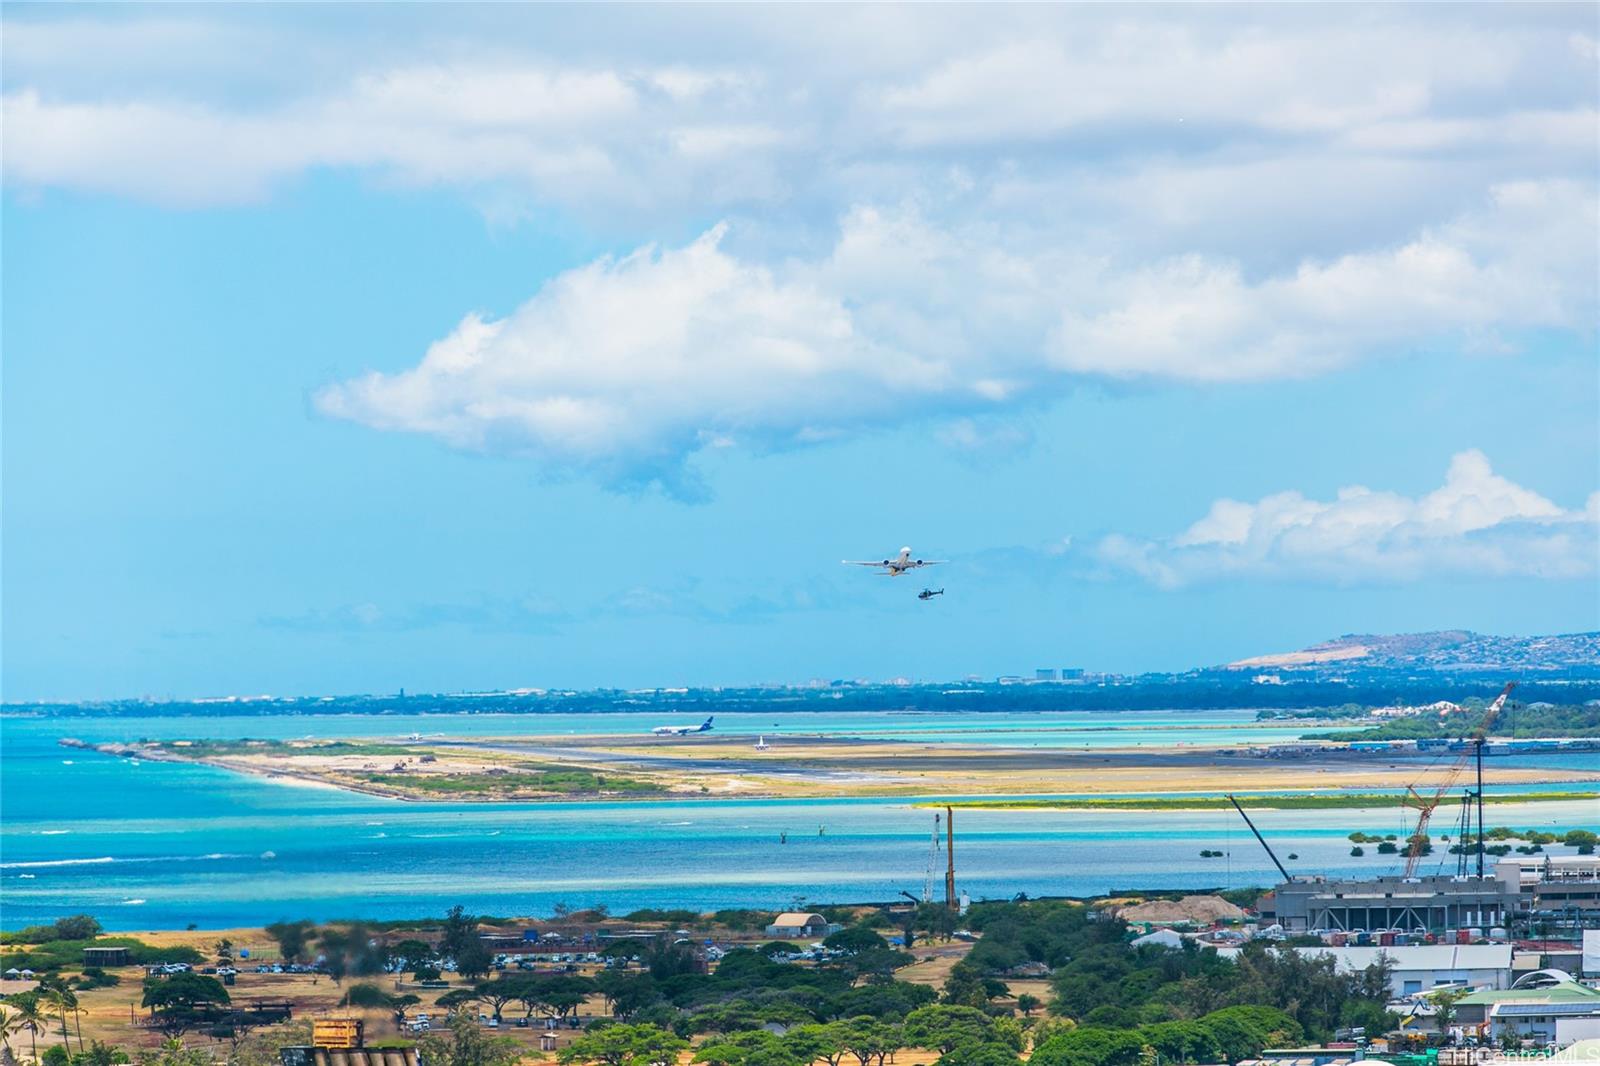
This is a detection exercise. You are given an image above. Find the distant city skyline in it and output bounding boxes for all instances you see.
[4,5,1596,700]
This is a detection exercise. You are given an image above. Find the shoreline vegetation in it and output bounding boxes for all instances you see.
[929,790,1600,812]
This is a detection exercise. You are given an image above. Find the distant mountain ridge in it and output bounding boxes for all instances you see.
[1228,630,1600,672]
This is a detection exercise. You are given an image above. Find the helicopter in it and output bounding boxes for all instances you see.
[917,588,945,601]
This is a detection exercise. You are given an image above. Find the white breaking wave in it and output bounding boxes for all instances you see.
[38,830,71,836]
[121,898,147,906]
[1,852,247,870]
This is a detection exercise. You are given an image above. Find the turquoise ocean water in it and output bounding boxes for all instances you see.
[2,709,1594,930]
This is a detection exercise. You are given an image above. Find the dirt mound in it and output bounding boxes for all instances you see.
[1116,894,1246,924]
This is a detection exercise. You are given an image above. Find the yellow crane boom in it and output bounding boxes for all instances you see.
[1400,682,1516,878]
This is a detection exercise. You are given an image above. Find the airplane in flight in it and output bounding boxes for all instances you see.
[843,547,946,576]
[651,716,714,736]
[918,588,945,601]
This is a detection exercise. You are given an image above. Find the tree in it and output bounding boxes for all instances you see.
[388,994,421,1032]
[415,1014,524,1066]
[913,905,957,944]
[80,1040,130,1066]
[141,973,230,1024]
[1139,1022,1218,1065]
[439,906,478,961]
[133,1038,212,1066]
[558,1023,688,1066]
[1028,1027,1145,1066]
[1015,995,1040,1018]
[390,940,434,973]
[783,1023,847,1066]
[1427,987,1471,1035]
[1563,829,1598,854]
[9,991,48,1063]
[41,985,81,1054]
[942,963,1006,1010]
[823,929,888,956]
[434,989,482,1018]
[937,1044,1022,1066]
[835,1018,901,1066]
[526,975,597,1025]
[52,917,102,942]
[264,921,317,965]
[472,979,524,1024]
[1194,1007,1300,1064]
[338,983,394,1010]
[695,1031,802,1066]
[215,940,235,967]
[0,1006,21,1059]
[903,1006,997,1055]
[454,938,493,982]
[595,971,659,1020]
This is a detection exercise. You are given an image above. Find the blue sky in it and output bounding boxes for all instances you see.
[4,5,1597,700]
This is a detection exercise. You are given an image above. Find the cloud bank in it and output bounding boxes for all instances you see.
[7,7,1597,490]
[316,185,1595,490]
[1097,451,1599,587]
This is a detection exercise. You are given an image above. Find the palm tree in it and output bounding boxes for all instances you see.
[0,1006,21,1057]
[40,987,79,1055]
[9,993,47,1064]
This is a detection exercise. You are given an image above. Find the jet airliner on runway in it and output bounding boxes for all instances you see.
[651,716,714,736]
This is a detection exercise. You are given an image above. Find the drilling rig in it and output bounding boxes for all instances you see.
[1401,682,1516,879]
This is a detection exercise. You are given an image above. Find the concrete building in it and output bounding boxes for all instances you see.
[1268,876,1517,933]
[763,912,833,939]
[1456,972,1600,1047]
[1495,856,1600,929]
[1312,944,1512,996]
[1216,944,1512,997]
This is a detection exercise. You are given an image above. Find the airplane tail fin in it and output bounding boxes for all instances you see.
[702,716,714,730]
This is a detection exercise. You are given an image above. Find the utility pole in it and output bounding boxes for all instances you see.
[945,805,956,911]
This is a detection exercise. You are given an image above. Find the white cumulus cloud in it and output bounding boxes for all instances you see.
[315,181,1593,491]
[1096,451,1599,587]
[315,224,942,494]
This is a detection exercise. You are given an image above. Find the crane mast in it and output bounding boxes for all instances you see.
[1401,682,1515,878]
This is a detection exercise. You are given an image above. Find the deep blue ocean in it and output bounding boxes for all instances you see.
[2,709,1595,931]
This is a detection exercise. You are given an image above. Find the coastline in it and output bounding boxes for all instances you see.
[59,734,1600,806]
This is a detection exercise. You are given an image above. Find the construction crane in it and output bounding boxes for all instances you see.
[1401,681,1516,878]
[1227,794,1294,883]
[922,812,941,903]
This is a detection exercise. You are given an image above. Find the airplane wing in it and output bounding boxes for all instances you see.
[912,560,947,567]
[842,560,889,567]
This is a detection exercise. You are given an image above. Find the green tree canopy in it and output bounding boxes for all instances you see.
[559,1023,688,1066]
[140,973,229,1014]
[902,1006,999,1055]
